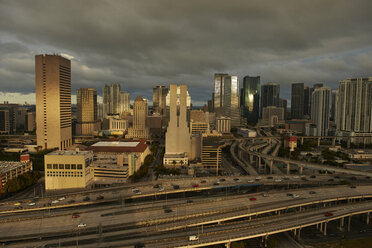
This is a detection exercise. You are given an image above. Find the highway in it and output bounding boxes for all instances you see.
[2,184,372,247]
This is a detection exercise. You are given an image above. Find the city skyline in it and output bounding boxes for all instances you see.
[1,1,372,105]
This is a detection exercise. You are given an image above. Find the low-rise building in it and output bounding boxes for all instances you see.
[237,128,257,138]
[284,136,297,152]
[44,150,94,191]
[201,131,222,169]
[102,115,128,136]
[348,150,372,160]
[0,158,33,188]
[216,116,231,133]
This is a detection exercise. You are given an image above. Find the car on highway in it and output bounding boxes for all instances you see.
[135,190,142,195]
[78,223,87,228]
[292,194,300,198]
[186,199,193,203]
[324,212,333,217]
[58,197,66,201]
[350,185,357,189]
[164,209,172,213]
[249,197,257,201]
[262,193,269,197]
[193,184,199,188]
[233,178,240,181]
[68,200,76,204]
[309,191,317,194]
[28,202,36,206]
[83,196,90,201]
[274,179,282,182]
[51,200,59,204]
[219,178,226,182]
[213,182,220,186]
[247,179,254,183]
[96,195,104,200]
[255,176,262,180]
[14,202,21,206]
[293,176,299,179]
[72,213,80,218]
[200,180,207,184]
[310,175,316,178]
[173,185,180,189]
[267,176,273,179]
[132,188,139,192]
[14,206,23,210]
[153,184,160,189]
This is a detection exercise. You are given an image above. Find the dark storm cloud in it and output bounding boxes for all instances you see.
[0,0,372,104]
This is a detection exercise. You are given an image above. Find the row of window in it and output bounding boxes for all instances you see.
[46,164,83,170]
[47,171,83,177]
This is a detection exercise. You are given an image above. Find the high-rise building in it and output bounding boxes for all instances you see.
[127,95,150,139]
[163,85,191,167]
[153,86,168,116]
[119,92,130,115]
[303,86,311,117]
[331,90,338,122]
[35,54,72,150]
[242,76,260,124]
[336,78,372,133]
[76,88,98,135]
[201,131,222,170]
[222,75,241,127]
[0,110,10,134]
[291,83,304,119]
[311,86,330,136]
[213,73,229,117]
[261,83,280,116]
[0,103,17,134]
[102,83,121,116]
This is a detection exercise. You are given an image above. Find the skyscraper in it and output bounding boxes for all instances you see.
[336,78,372,133]
[291,83,304,119]
[110,83,121,114]
[35,54,72,150]
[119,92,130,115]
[303,86,311,117]
[261,83,280,116]
[222,75,241,127]
[163,85,191,167]
[213,73,228,117]
[102,84,110,118]
[330,90,338,122]
[311,86,330,136]
[76,88,97,135]
[242,76,260,124]
[127,95,149,139]
[153,86,168,116]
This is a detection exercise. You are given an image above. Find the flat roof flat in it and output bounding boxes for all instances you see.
[92,141,140,147]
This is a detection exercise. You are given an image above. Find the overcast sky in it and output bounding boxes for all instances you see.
[0,0,372,105]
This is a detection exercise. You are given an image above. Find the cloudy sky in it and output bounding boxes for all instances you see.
[0,0,372,105]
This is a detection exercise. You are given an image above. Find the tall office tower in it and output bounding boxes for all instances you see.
[35,54,72,150]
[110,84,121,114]
[330,90,338,122]
[97,102,103,120]
[153,86,168,116]
[213,73,229,117]
[261,83,280,116]
[0,103,17,134]
[222,75,241,127]
[102,84,110,118]
[337,78,372,133]
[76,88,97,135]
[311,86,331,136]
[119,92,130,115]
[291,83,304,119]
[242,76,260,124]
[303,86,311,117]
[0,110,10,134]
[127,95,149,139]
[279,98,288,119]
[163,85,191,167]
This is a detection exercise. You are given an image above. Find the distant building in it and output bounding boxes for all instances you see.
[102,115,128,135]
[102,84,122,117]
[44,150,93,191]
[76,88,98,136]
[127,95,150,139]
[164,85,191,167]
[311,86,331,136]
[0,110,10,134]
[291,83,304,119]
[119,92,131,115]
[213,73,229,117]
[284,136,297,151]
[0,103,18,134]
[222,75,241,127]
[331,90,338,122]
[259,106,284,127]
[303,86,311,118]
[153,86,168,116]
[35,54,72,150]
[242,76,260,124]
[261,83,280,116]
[1,158,32,188]
[216,116,231,133]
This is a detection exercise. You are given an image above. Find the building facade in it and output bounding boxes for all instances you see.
[222,75,241,127]
[35,54,72,150]
[164,84,191,167]
[261,83,280,116]
[291,83,304,119]
[311,86,331,136]
[76,88,98,135]
[127,95,150,139]
[201,131,222,169]
[119,92,131,115]
[216,116,231,133]
[242,76,260,124]
[213,73,229,117]
[153,86,168,116]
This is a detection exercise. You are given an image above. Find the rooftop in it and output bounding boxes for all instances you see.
[88,140,148,153]
[0,161,30,174]
[47,150,93,156]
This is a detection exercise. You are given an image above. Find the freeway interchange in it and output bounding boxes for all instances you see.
[1,177,372,247]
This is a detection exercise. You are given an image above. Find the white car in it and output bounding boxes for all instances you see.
[247,180,254,183]
[292,194,300,198]
[135,190,142,195]
[52,200,59,204]
[158,187,164,192]
[255,176,262,180]
[275,179,282,182]
[28,202,36,206]
[58,197,66,201]
[78,223,87,228]
[189,235,199,241]
[293,176,300,179]
[132,188,139,192]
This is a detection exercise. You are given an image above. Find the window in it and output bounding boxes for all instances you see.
[47,164,52,169]
[77,164,82,170]
[71,164,76,169]
[65,164,70,169]
[59,164,64,169]
[53,164,58,169]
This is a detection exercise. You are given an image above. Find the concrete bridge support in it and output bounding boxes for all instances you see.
[332,138,336,146]
[317,138,321,147]
[297,228,301,240]
[286,162,290,175]
[299,166,303,175]
[324,222,327,236]
[348,216,352,232]
[225,242,231,248]
[340,217,344,230]
[347,139,351,148]
[269,160,273,174]
[301,137,304,145]
[367,212,370,225]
